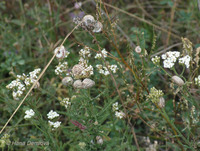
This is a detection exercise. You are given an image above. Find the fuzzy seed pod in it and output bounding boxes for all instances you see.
[82,15,95,26]
[62,77,73,86]
[72,64,84,79]
[82,78,95,89]
[172,76,184,86]
[54,46,66,59]
[135,46,142,54]
[93,21,103,33]
[73,80,83,89]
[158,97,165,108]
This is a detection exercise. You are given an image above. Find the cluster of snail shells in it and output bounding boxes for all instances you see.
[62,64,95,89]
[73,78,95,89]
[81,15,103,33]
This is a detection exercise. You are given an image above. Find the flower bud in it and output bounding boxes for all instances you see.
[93,21,103,33]
[82,78,95,89]
[62,77,73,86]
[172,76,184,86]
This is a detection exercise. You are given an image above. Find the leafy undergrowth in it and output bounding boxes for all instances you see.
[0,0,200,151]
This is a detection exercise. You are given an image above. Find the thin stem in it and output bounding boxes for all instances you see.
[0,22,81,135]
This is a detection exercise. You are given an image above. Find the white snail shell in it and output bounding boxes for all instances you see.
[93,21,103,33]
[73,80,83,89]
[72,64,84,79]
[54,46,66,59]
[172,76,184,86]
[82,15,95,26]
[62,77,73,86]
[82,78,95,89]
[135,46,142,54]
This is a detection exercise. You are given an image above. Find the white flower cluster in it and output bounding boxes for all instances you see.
[55,62,69,76]
[94,48,108,59]
[151,56,160,65]
[6,68,41,100]
[24,109,35,119]
[112,102,125,119]
[161,51,180,68]
[54,46,70,59]
[96,64,118,76]
[112,102,119,111]
[47,110,61,130]
[79,46,91,60]
[115,111,125,119]
[47,110,60,119]
[178,55,191,68]
[48,121,61,129]
[24,68,41,86]
[60,98,71,109]
[195,75,200,87]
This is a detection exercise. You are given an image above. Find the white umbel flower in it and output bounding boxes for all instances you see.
[95,48,108,59]
[178,55,191,68]
[115,111,125,119]
[47,110,59,119]
[24,109,35,119]
[112,102,119,111]
[161,51,180,68]
[48,121,61,129]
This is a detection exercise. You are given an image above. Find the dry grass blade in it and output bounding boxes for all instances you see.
[0,22,82,135]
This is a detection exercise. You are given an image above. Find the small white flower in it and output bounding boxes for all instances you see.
[151,56,160,65]
[178,55,191,68]
[48,121,61,129]
[47,110,59,119]
[161,51,180,69]
[115,111,125,119]
[112,102,119,111]
[95,48,108,59]
[24,109,35,119]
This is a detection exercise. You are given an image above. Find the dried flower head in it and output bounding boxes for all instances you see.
[172,76,184,86]
[62,77,73,86]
